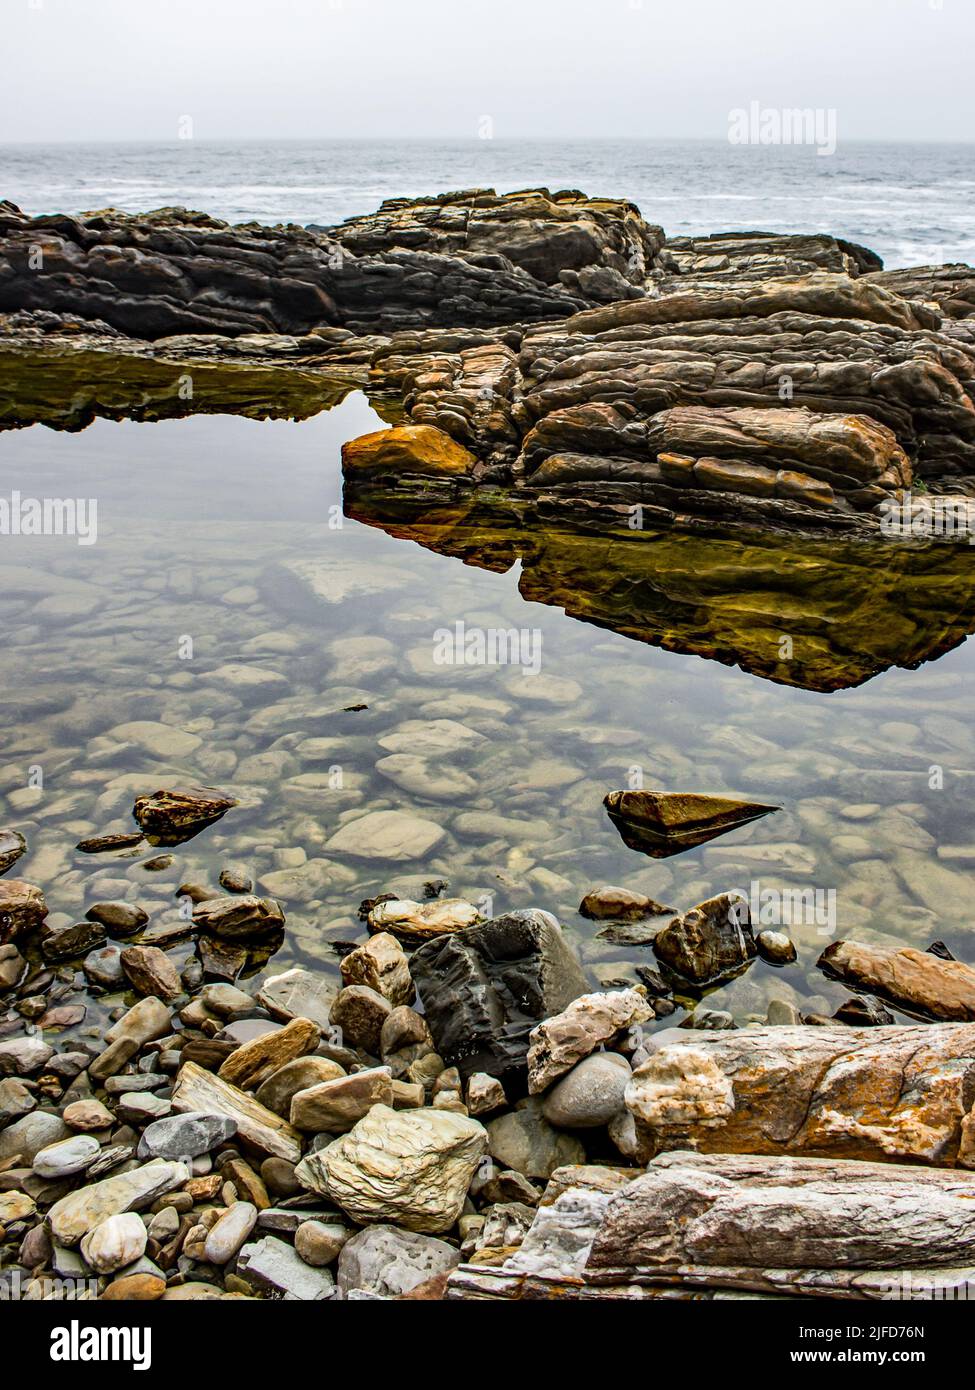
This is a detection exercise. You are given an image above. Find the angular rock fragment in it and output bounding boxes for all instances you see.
[330,984,391,1054]
[171,1060,302,1163]
[120,944,182,1000]
[237,1235,335,1300]
[256,966,338,1028]
[340,932,415,1006]
[132,785,237,845]
[411,910,588,1085]
[295,1104,486,1233]
[527,988,653,1093]
[604,791,778,858]
[218,1016,321,1091]
[652,893,756,988]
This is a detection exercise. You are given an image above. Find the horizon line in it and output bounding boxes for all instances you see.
[3,134,975,148]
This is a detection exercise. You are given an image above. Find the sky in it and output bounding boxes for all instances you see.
[1,0,973,144]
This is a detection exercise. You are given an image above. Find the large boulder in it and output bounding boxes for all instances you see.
[819,940,975,1022]
[624,1024,975,1166]
[294,1104,486,1233]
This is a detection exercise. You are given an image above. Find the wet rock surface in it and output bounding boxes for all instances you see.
[4,189,974,534]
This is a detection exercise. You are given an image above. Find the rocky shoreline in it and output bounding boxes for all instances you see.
[3,186,975,1304]
[3,187,975,537]
[4,795,975,1302]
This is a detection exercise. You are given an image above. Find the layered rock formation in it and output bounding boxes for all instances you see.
[4,187,975,527]
[446,1153,975,1300]
[623,1024,975,1166]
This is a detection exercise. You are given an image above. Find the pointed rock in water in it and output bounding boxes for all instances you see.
[652,893,757,988]
[132,785,237,846]
[818,940,975,1023]
[603,790,779,858]
[0,828,27,877]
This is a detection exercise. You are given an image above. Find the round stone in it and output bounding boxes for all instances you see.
[541,1052,631,1129]
[33,1133,101,1179]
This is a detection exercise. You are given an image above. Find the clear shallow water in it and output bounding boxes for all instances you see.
[2,399,975,1037]
[2,138,974,269]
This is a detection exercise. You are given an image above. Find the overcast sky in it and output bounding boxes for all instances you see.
[1,0,972,144]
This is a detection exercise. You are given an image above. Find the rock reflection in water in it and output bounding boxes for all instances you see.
[343,484,975,693]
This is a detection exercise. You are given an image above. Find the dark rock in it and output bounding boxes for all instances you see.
[0,191,663,340]
[132,785,237,845]
[137,1110,238,1160]
[193,894,285,942]
[653,893,756,988]
[41,918,106,963]
[197,935,249,982]
[76,833,145,854]
[927,940,956,961]
[755,929,798,966]
[85,900,149,936]
[603,791,779,859]
[410,909,588,1085]
[833,995,896,1027]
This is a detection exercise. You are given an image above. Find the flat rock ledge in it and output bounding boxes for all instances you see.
[445,1153,975,1301]
[3,188,974,536]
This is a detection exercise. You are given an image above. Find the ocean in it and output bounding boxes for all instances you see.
[2,137,974,269]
